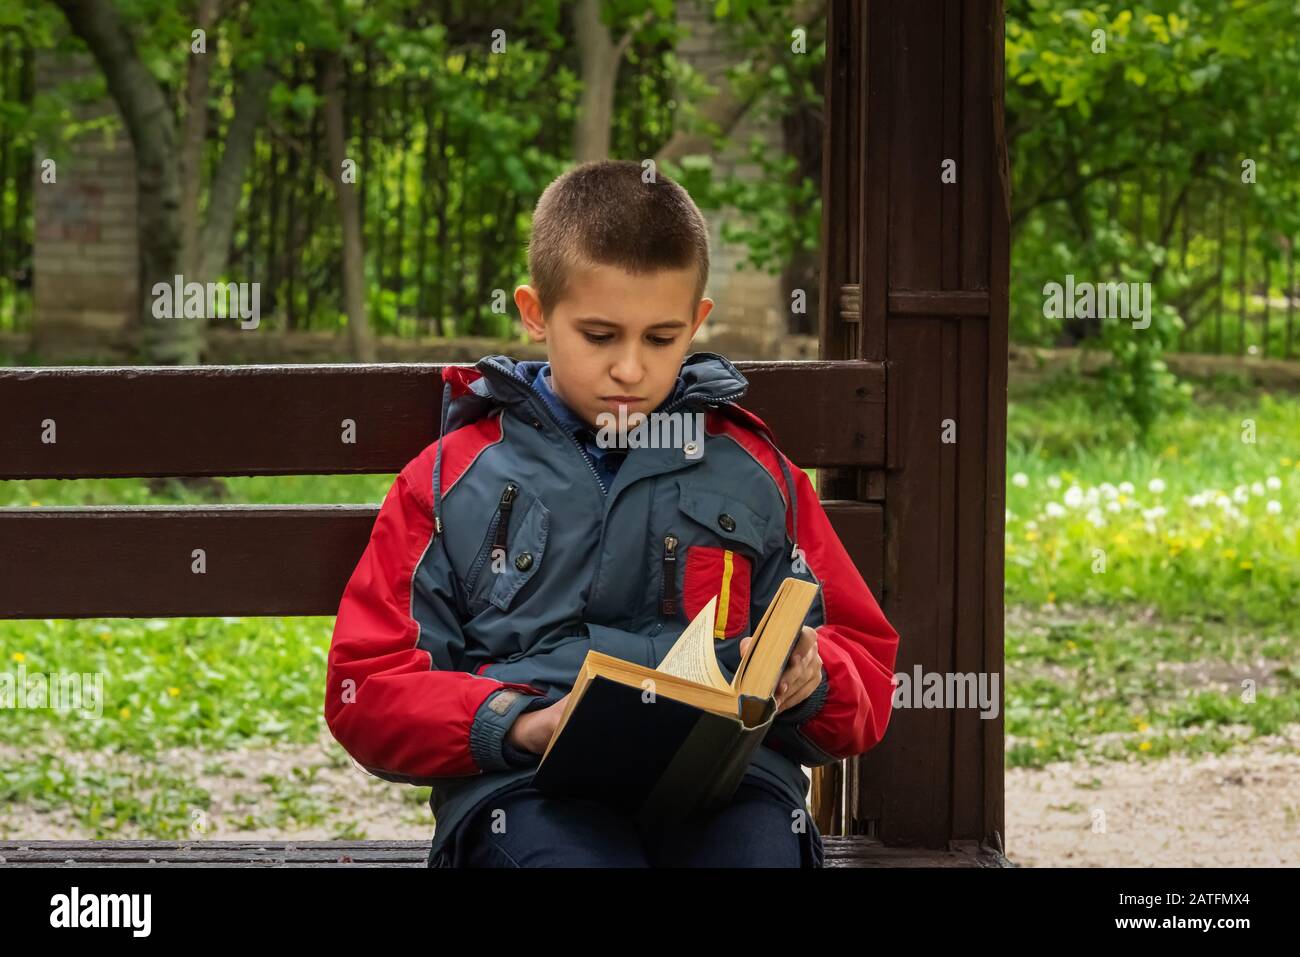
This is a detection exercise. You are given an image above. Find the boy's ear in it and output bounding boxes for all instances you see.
[690,297,714,338]
[515,285,546,341]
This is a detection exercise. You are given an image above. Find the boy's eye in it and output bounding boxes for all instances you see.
[581,332,675,346]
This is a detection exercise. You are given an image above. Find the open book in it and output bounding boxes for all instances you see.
[531,577,820,834]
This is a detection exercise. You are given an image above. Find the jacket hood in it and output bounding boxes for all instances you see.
[439,351,750,436]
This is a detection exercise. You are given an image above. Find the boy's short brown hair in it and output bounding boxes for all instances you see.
[527,160,710,316]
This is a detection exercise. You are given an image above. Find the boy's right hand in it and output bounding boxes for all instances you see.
[506,693,571,755]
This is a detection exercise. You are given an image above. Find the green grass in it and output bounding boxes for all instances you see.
[1004,609,1299,769]
[1006,375,1300,624]
[4,473,397,507]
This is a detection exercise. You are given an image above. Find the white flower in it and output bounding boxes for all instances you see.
[1251,481,1265,497]
[1106,501,1122,514]
[1064,486,1085,508]
[1233,485,1250,504]
[1119,481,1135,495]
[1185,493,1208,508]
[1216,495,1232,510]
[1086,507,1105,527]
[1100,482,1119,499]
[1006,509,1013,522]
[1142,506,1167,521]
[1085,487,1101,505]
[1012,472,1029,488]
[1267,476,1282,491]
[1026,520,1039,530]
[1045,503,1067,518]
[1047,475,1062,490]
[1148,478,1166,494]
[1267,500,1282,515]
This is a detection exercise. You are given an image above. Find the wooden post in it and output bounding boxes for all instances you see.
[818,0,1009,850]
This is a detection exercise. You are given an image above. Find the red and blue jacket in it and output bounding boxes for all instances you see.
[323,352,900,863]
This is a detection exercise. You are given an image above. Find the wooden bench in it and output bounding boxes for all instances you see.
[0,839,1012,867]
[0,359,1013,867]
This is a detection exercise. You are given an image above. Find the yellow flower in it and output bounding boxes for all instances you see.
[1282,457,1293,467]
[119,707,131,720]
[10,652,24,663]
[1047,592,1056,603]
[1138,741,1152,752]
[167,687,180,697]
[1135,720,1150,732]
[1162,445,1179,458]
[1065,639,1077,651]
[29,500,40,507]
[1220,548,1238,560]
[1025,530,1039,542]
[1239,561,1253,570]
[1114,533,1129,546]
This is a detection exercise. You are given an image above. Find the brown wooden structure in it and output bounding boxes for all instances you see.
[0,0,1009,865]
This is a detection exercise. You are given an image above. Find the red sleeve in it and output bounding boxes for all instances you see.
[323,463,543,782]
[780,459,900,760]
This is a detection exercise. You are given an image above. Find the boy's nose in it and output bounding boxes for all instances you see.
[610,351,646,385]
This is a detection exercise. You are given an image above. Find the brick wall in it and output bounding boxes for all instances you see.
[674,0,810,360]
[31,50,137,346]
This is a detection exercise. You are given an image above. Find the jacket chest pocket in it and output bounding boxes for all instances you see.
[463,482,550,616]
[664,481,769,640]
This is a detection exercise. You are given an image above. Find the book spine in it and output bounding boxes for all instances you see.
[635,712,742,835]
[698,697,777,809]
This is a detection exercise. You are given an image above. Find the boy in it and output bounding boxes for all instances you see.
[324,160,900,867]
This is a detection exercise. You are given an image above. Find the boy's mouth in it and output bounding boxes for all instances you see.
[602,395,646,404]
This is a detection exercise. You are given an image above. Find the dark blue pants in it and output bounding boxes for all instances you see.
[445,782,824,868]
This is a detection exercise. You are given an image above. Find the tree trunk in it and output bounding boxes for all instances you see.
[53,0,197,363]
[573,0,621,162]
[200,65,272,280]
[180,0,220,279]
[321,53,375,362]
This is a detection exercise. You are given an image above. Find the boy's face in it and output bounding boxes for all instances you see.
[515,262,713,430]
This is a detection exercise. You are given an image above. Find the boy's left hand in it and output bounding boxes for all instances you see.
[738,625,821,715]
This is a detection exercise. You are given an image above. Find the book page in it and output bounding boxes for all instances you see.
[655,595,730,690]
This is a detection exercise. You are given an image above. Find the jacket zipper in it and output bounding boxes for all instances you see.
[466,481,518,593]
[660,534,678,615]
[493,482,519,554]
[483,358,608,496]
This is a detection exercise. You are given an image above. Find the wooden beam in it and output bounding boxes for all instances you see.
[0,361,887,478]
[0,502,883,619]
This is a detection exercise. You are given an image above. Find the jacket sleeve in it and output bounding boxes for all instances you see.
[754,458,900,767]
[324,463,548,784]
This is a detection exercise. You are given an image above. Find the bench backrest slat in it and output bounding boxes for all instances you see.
[0,502,882,619]
[0,361,886,478]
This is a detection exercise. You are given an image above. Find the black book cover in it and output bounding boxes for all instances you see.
[530,675,776,834]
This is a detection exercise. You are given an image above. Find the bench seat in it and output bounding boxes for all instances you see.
[0,838,1012,867]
